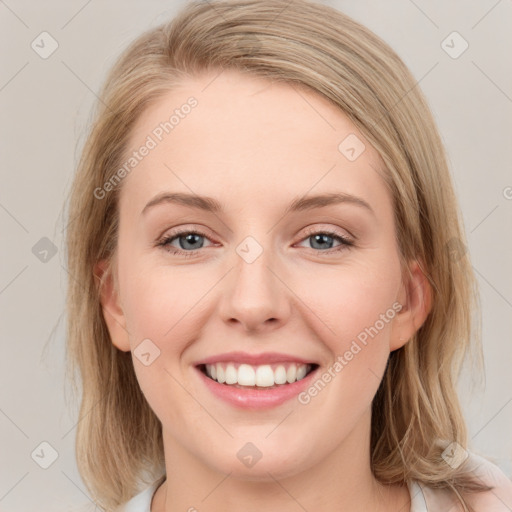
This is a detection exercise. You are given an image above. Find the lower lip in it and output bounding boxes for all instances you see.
[195,366,318,410]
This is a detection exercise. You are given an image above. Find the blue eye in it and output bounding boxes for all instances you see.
[158,230,212,257]
[157,227,354,257]
[297,228,354,254]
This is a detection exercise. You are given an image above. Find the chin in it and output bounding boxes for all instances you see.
[202,445,317,482]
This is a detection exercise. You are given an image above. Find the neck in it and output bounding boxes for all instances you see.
[152,408,410,512]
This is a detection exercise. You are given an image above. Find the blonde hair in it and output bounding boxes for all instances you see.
[65,0,491,510]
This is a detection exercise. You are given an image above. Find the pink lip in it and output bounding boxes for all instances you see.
[194,364,319,410]
[194,351,316,366]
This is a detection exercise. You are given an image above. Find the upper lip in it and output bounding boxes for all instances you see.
[194,351,318,366]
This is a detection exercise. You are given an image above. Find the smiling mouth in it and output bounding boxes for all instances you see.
[197,362,319,389]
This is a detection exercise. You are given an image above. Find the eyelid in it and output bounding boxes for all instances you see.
[158,224,352,244]
[156,223,355,257]
[157,224,218,242]
[157,226,218,250]
[299,224,353,242]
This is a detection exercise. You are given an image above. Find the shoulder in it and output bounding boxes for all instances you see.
[461,452,512,511]
[113,480,160,512]
[419,451,512,512]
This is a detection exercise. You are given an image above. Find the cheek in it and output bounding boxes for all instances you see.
[296,260,401,349]
[121,262,208,342]
[296,260,401,412]
[119,268,198,426]
[118,262,214,406]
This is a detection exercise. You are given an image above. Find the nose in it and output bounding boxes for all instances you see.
[218,244,292,333]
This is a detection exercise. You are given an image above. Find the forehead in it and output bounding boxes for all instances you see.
[119,69,390,218]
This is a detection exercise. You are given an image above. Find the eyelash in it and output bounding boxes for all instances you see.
[156,226,354,258]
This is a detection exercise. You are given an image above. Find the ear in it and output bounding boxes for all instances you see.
[94,259,131,352]
[389,259,432,352]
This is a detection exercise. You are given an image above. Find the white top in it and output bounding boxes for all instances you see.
[115,451,512,511]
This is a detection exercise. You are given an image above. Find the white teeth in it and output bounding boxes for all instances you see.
[216,365,226,383]
[286,365,297,383]
[274,365,287,385]
[296,365,307,381]
[255,365,274,387]
[204,362,312,387]
[238,364,256,386]
[225,364,237,385]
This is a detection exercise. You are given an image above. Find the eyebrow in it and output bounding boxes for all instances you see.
[141,191,375,217]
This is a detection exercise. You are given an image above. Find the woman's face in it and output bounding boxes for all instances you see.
[100,69,429,479]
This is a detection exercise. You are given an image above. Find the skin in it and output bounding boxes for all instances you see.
[97,69,432,512]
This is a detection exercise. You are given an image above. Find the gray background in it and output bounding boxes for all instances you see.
[1,0,511,510]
